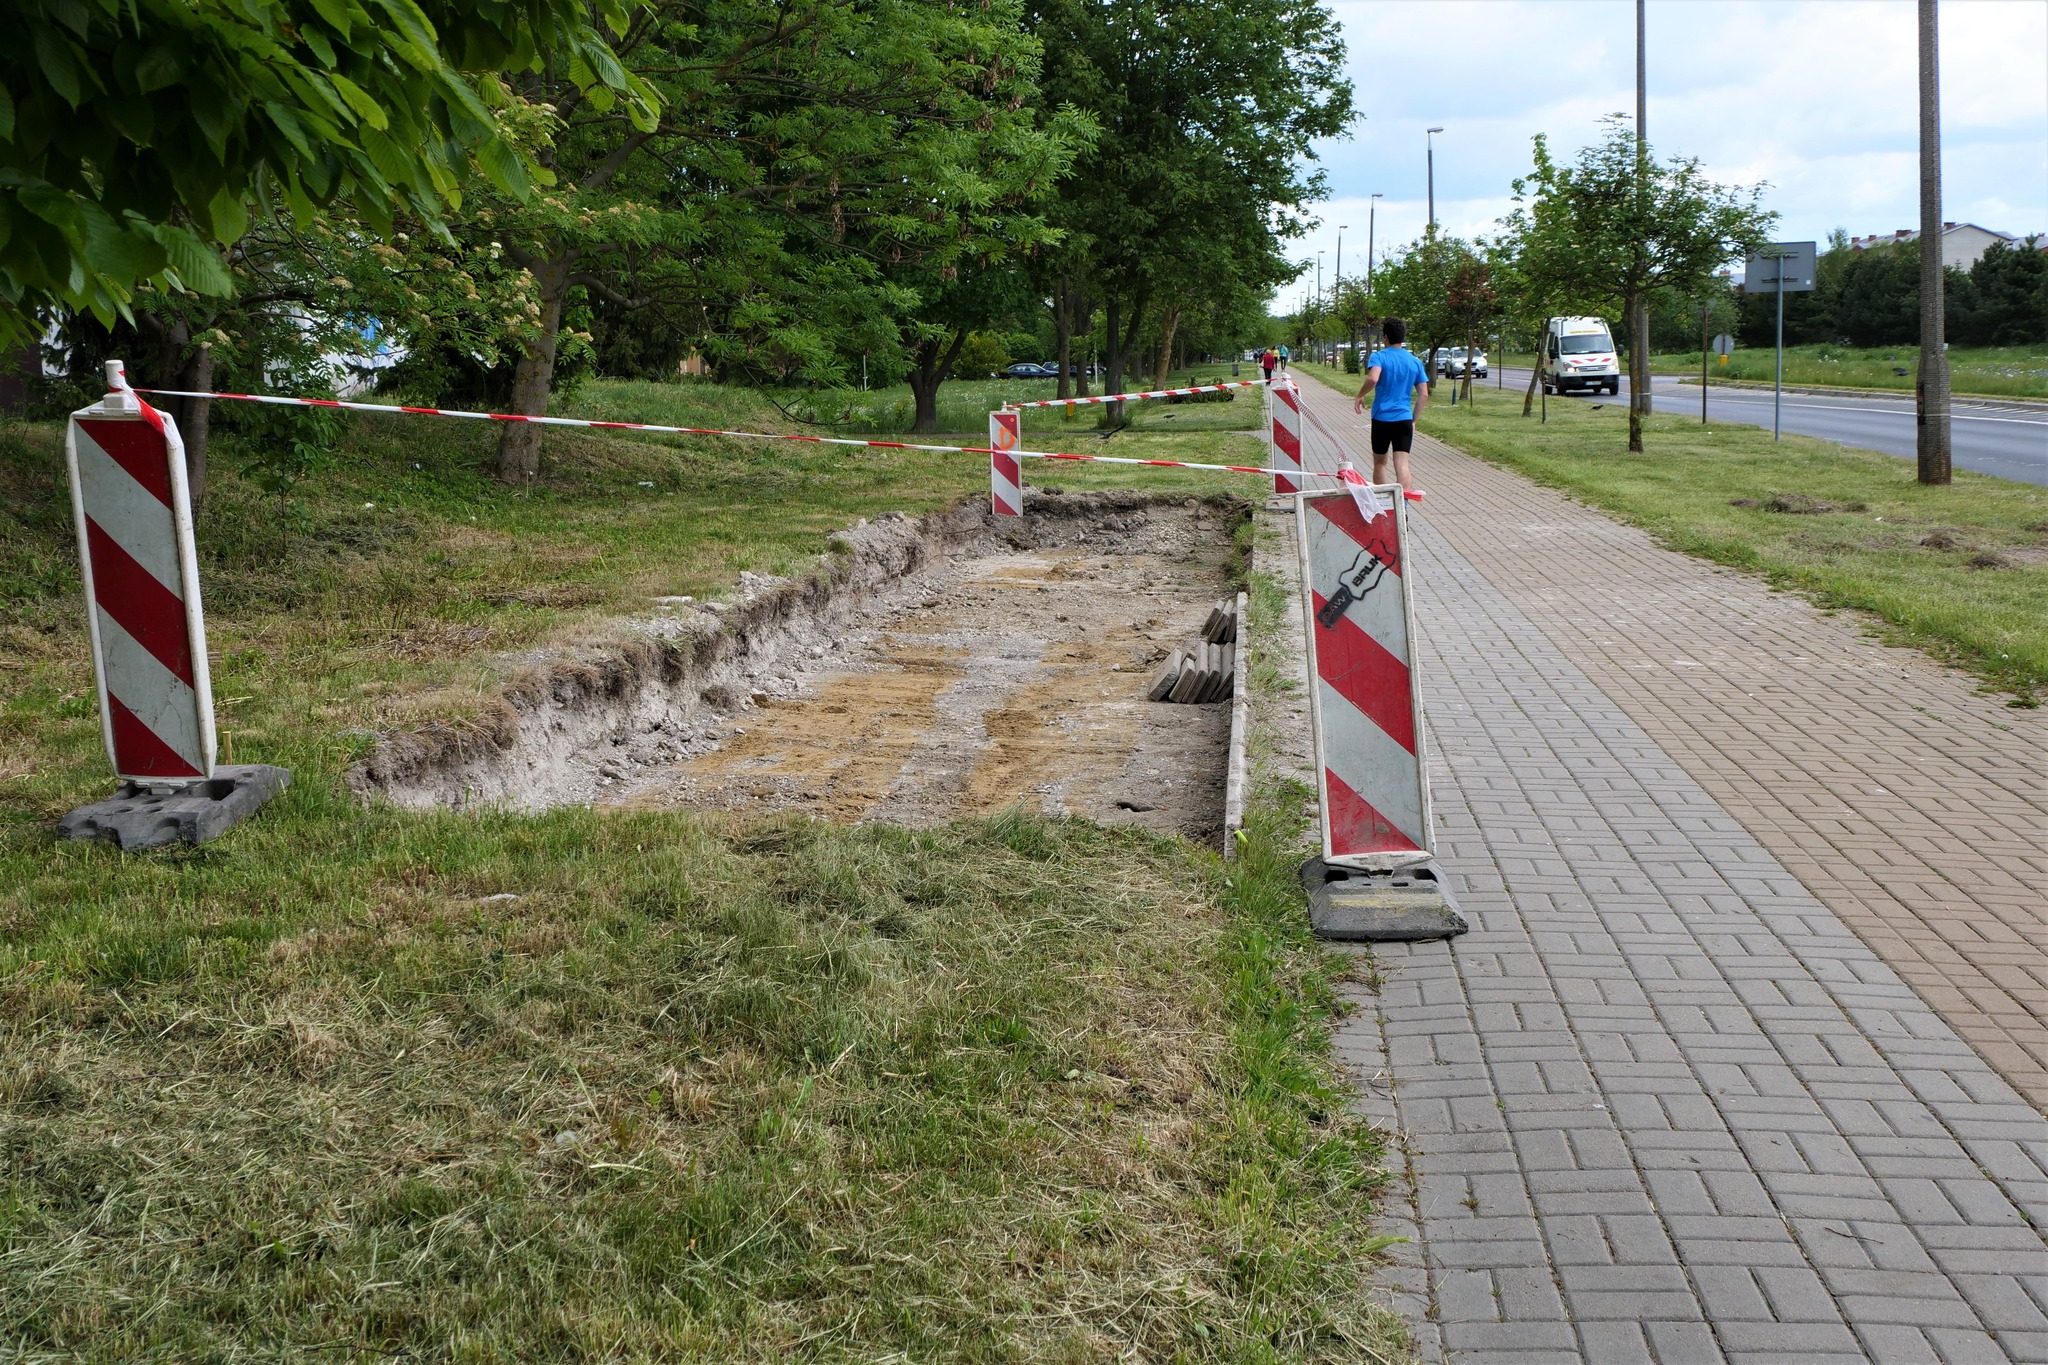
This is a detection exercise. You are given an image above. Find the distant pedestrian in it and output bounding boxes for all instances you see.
[1352,317,1429,499]
[1277,343,1290,373]
[1260,347,1278,382]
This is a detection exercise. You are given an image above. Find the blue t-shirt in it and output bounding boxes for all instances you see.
[1368,347,1429,420]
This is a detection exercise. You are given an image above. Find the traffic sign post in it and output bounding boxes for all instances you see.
[1745,242,1816,440]
[59,361,289,849]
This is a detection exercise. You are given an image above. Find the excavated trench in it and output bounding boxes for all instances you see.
[349,492,1246,843]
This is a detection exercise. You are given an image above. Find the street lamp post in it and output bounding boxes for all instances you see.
[1426,127,1444,231]
[1367,194,1381,295]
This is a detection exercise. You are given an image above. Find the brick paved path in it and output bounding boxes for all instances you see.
[1262,378,2048,1362]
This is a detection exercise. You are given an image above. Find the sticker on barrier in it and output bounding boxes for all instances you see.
[1294,481,1433,869]
[1266,378,1304,494]
[64,363,217,783]
[989,408,1023,516]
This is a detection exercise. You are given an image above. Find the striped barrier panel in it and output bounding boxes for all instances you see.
[65,363,217,785]
[989,408,1023,516]
[1267,377,1304,495]
[1294,479,1433,869]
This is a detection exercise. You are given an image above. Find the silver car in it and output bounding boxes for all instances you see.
[1436,347,1488,378]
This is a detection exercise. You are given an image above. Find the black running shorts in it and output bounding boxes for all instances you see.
[1369,418,1414,455]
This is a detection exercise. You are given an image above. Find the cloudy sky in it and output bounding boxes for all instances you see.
[1280,0,2048,307]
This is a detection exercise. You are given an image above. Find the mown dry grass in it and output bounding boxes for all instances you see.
[0,370,1409,1362]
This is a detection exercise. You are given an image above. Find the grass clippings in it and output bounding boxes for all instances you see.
[0,368,1410,1362]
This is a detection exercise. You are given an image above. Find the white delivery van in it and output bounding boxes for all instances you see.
[1543,316,1620,395]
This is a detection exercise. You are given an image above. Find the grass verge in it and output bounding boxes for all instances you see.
[1293,360,2048,702]
[2,375,1409,1361]
[1648,343,2048,401]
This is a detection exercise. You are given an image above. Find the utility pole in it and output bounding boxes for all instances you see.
[1367,194,1382,295]
[1426,128,1444,231]
[1917,0,1952,484]
[1336,225,1346,288]
[1633,0,1653,425]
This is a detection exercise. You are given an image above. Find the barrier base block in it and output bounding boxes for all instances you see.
[1301,857,1468,942]
[60,765,292,851]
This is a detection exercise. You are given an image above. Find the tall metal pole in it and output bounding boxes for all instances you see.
[1633,0,1653,424]
[1700,303,1709,424]
[1775,268,1785,440]
[1367,194,1381,294]
[1917,0,1952,484]
[1335,226,1345,288]
[1426,128,1443,230]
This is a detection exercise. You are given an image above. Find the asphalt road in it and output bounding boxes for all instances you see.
[1488,366,2047,486]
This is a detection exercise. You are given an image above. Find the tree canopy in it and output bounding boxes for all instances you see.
[0,0,655,345]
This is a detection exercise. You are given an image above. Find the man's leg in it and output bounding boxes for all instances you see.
[1390,447,1414,491]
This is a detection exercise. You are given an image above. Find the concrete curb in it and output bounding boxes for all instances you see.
[1220,589,1250,858]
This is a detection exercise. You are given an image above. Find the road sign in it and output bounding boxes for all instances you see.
[1294,485,1432,870]
[65,362,217,785]
[1712,333,1735,357]
[1746,243,1816,440]
[1745,241,1816,293]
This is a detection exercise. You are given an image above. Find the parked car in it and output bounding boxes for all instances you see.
[1001,362,1054,379]
[1036,360,1105,379]
[1436,346,1489,378]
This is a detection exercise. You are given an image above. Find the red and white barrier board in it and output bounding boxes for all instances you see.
[65,364,217,784]
[989,408,1023,516]
[1295,482,1433,869]
[1266,378,1304,495]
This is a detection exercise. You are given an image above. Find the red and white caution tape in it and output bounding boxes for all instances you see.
[1002,379,1267,410]
[133,387,1340,483]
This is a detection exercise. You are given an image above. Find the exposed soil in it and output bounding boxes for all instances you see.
[351,493,1244,843]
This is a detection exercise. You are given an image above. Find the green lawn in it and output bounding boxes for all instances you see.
[1648,343,2048,401]
[0,374,1411,1361]
[1293,359,2048,702]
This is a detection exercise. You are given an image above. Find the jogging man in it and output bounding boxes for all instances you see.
[1352,317,1428,497]
[1277,343,1290,373]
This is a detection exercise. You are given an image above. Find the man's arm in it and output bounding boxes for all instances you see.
[1353,366,1382,414]
[1412,381,1428,419]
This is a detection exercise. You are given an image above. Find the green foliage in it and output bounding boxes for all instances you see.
[1733,235,2046,351]
[1031,0,1356,392]
[0,0,656,344]
[1498,116,1776,447]
[953,331,1017,378]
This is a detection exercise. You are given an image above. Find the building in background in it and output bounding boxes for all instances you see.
[1847,222,2025,271]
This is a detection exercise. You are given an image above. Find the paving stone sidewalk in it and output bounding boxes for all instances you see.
[1258,380,2048,1362]
[1290,373,2048,1106]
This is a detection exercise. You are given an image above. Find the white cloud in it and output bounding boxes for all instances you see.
[1279,0,2048,296]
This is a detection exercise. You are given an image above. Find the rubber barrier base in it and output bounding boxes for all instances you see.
[59,765,292,851]
[1301,857,1468,942]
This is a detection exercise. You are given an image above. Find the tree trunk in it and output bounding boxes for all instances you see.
[495,254,572,483]
[178,344,213,505]
[140,315,214,505]
[1073,293,1094,398]
[906,328,968,433]
[1624,289,1646,451]
[1523,333,1543,417]
[1460,330,1475,403]
[1053,280,1074,401]
[1153,306,1181,387]
[1103,293,1146,426]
